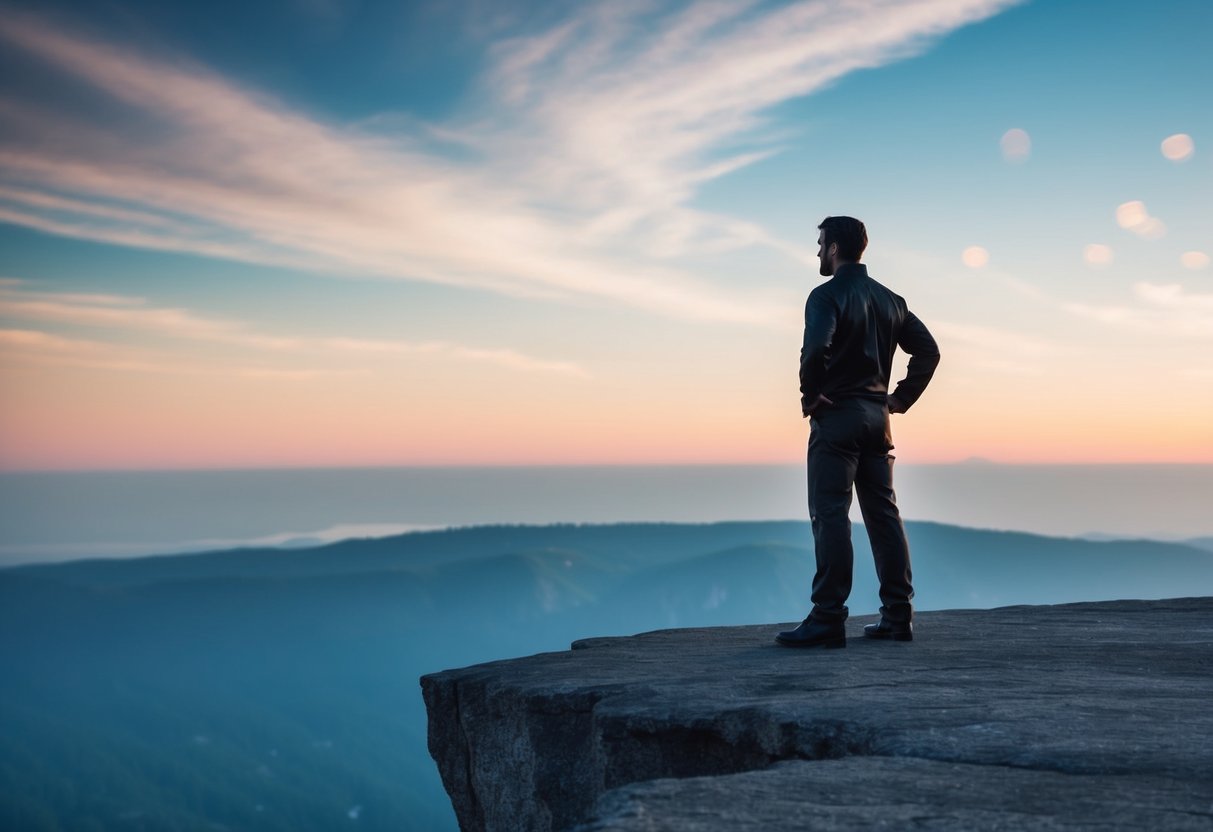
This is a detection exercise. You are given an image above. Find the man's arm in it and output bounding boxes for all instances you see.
[800,291,837,416]
[888,311,940,413]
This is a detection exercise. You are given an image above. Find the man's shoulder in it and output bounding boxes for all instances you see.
[809,270,907,309]
[805,284,831,310]
[862,273,908,308]
[807,275,843,300]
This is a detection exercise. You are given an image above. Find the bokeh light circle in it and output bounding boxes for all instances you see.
[1083,244,1113,266]
[1161,133,1194,162]
[1181,251,1210,270]
[962,246,989,268]
[1000,128,1031,162]
[1115,201,1166,240]
[1116,201,1148,229]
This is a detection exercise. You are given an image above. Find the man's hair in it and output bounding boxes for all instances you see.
[818,216,868,262]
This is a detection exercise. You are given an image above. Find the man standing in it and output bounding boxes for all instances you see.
[776,216,940,649]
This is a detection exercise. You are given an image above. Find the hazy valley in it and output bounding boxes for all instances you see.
[3,521,1212,830]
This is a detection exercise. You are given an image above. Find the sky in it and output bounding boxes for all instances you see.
[0,0,1209,471]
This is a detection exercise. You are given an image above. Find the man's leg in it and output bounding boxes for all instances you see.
[855,448,914,624]
[807,413,859,624]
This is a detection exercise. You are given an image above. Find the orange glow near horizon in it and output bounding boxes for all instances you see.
[5,303,1213,471]
[4,364,1211,471]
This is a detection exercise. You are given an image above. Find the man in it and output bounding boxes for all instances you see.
[776,216,940,649]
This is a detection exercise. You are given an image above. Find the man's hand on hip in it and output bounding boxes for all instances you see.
[887,394,907,414]
[803,394,834,418]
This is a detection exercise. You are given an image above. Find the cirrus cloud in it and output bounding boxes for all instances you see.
[1067,282,1213,340]
[0,280,589,376]
[0,0,1023,325]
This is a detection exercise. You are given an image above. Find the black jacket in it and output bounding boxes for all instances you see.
[800,263,940,416]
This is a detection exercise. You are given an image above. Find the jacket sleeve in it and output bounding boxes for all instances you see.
[890,310,940,410]
[799,291,837,415]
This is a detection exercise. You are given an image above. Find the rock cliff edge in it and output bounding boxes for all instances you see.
[421,598,1213,831]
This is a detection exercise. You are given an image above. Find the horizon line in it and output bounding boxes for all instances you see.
[4,459,1213,475]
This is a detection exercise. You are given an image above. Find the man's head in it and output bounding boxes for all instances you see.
[816,216,867,276]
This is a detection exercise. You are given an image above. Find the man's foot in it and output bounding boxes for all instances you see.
[775,618,846,649]
[863,619,913,641]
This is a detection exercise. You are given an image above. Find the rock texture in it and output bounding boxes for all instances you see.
[421,598,1213,831]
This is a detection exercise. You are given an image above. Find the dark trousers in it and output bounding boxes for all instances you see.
[807,397,914,625]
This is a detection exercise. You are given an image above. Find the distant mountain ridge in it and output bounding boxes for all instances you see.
[2,521,811,587]
[8,519,1210,614]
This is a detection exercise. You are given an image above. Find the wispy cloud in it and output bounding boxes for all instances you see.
[0,282,302,349]
[0,282,589,376]
[932,320,1058,375]
[0,1,1020,323]
[1068,282,1213,340]
[320,337,588,376]
[0,327,369,377]
[0,327,164,373]
[483,0,1021,244]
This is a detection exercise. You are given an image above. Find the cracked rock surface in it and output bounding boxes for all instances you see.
[421,598,1213,831]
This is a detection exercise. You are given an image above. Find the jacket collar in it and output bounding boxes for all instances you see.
[834,263,868,279]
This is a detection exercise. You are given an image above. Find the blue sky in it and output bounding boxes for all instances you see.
[0,0,1209,469]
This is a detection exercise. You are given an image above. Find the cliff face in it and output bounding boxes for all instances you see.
[421,598,1213,831]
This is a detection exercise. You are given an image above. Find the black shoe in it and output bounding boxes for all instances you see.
[775,618,846,649]
[863,619,913,641]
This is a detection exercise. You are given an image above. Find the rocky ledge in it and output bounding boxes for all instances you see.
[421,598,1213,831]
